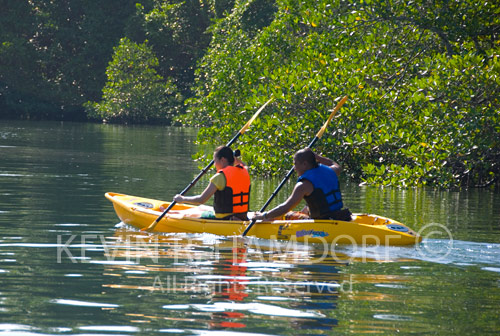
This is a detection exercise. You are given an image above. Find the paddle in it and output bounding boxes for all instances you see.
[142,98,273,232]
[242,95,348,237]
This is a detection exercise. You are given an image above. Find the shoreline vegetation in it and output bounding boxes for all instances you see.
[1,0,498,189]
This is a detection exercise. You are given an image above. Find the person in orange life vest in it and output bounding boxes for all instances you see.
[252,148,351,221]
[174,146,251,220]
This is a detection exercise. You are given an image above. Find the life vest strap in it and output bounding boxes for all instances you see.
[232,191,250,207]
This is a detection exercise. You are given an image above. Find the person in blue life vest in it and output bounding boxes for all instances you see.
[174,146,251,220]
[252,148,351,221]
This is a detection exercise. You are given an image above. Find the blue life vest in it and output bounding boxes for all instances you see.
[298,164,343,219]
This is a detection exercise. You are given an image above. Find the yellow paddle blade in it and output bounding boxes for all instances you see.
[142,220,157,232]
[239,98,273,134]
[316,95,348,139]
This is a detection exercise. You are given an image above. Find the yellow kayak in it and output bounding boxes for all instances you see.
[105,192,422,246]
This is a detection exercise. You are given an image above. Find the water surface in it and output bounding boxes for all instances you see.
[0,120,499,335]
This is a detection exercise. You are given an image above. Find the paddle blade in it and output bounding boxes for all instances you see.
[316,95,348,139]
[239,98,273,134]
[141,220,158,232]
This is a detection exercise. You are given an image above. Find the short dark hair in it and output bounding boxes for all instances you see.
[214,146,235,165]
[294,148,318,168]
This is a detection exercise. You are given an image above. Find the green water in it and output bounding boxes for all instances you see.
[0,120,499,335]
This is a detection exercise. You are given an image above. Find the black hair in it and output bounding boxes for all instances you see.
[214,146,235,165]
[294,148,318,168]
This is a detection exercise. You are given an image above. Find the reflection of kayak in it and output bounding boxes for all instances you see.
[105,192,422,246]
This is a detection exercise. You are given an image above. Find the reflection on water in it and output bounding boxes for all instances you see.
[51,225,498,335]
[98,229,344,333]
[1,120,500,335]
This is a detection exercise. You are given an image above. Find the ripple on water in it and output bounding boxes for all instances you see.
[50,299,119,308]
[78,325,140,332]
[373,314,413,321]
[164,302,324,318]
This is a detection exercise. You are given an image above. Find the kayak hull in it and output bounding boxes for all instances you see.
[105,192,422,246]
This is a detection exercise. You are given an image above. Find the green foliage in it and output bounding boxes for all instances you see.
[85,0,217,123]
[240,0,277,36]
[0,0,138,118]
[85,38,181,123]
[358,52,500,188]
[1,0,498,189]
[211,0,237,18]
[125,0,215,97]
[183,0,500,189]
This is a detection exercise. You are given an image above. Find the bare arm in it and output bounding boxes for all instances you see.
[253,181,313,220]
[315,153,342,176]
[174,182,218,205]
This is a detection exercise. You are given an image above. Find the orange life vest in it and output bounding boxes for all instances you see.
[213,164,250,215]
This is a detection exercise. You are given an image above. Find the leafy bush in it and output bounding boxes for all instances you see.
[85,37,181,123]
[0,1,139,117]
[183,0,499,189]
